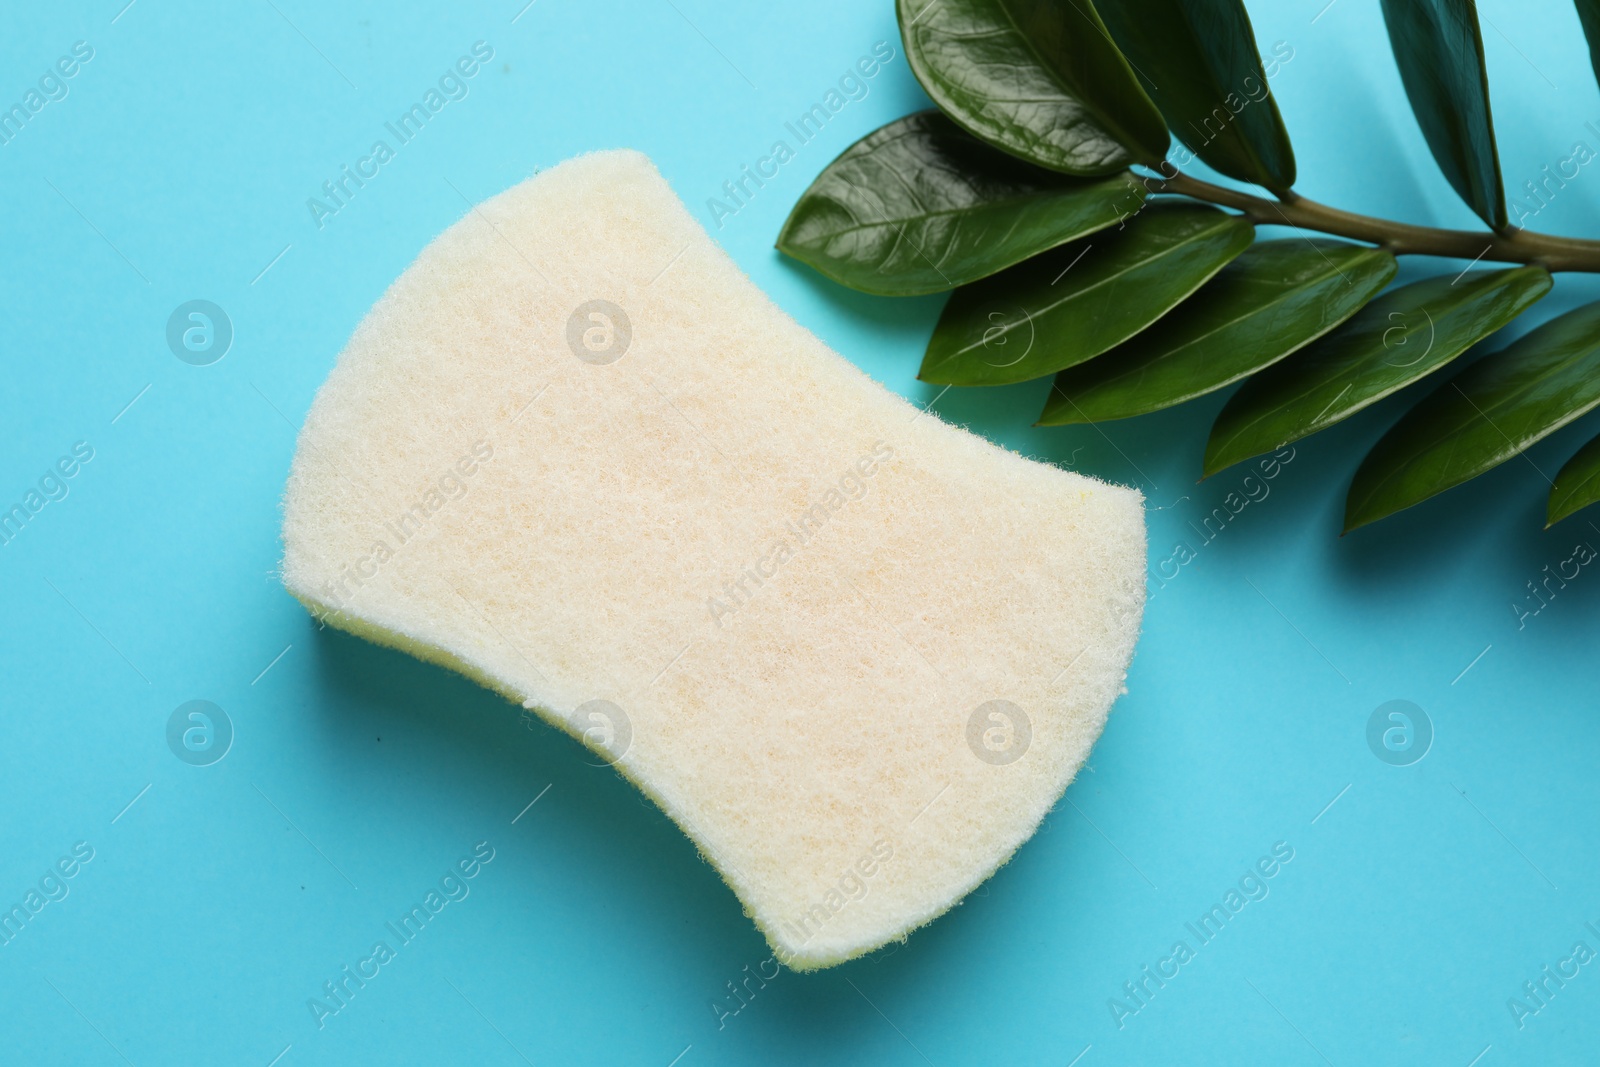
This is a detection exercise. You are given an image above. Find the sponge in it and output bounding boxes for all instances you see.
[279,150,1146,970]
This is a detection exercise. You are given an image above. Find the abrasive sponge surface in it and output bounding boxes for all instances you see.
[281,150,1146,970]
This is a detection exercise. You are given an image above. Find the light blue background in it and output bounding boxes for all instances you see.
[3,1,1600,1063]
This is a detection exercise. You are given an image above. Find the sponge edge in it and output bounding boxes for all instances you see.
[281,149,1146,970]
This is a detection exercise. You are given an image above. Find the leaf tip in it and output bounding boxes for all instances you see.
[1339,495,1374,534]
[1341,509,1376,536]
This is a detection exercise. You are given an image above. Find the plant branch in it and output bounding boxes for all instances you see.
[1152,170,1600,273]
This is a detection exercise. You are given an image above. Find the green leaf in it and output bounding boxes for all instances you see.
[1204,266,1552,477]
[1096,0,1296,193]
[775,112,1145,297]
[919,203,1252,387]
[1549,431,1600,526]
[896,0,1169,175]
[1574,0,1600,95]
[1379,0,1506,230]
[1346,302,1600,531]
[1039,240,1396,425]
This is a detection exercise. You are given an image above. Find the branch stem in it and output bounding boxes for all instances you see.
[1153,170,1600,273]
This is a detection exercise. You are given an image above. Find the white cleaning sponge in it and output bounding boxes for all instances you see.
[280,150,1146,970]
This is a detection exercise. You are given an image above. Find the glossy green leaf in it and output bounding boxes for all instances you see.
[1040,240,1396,425]
[1549,430,1600,526]
[1379,0,1506,229]
[896,0,1169,175]
[1346,303,1600,531]
[775,112,1145,297]
[1204,266,1551,477]
[1575,0,1600,96]
[919,203,1252,387]
[1096,0,1296,193]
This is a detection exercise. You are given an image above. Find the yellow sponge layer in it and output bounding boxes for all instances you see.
[280,150,1146,970]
